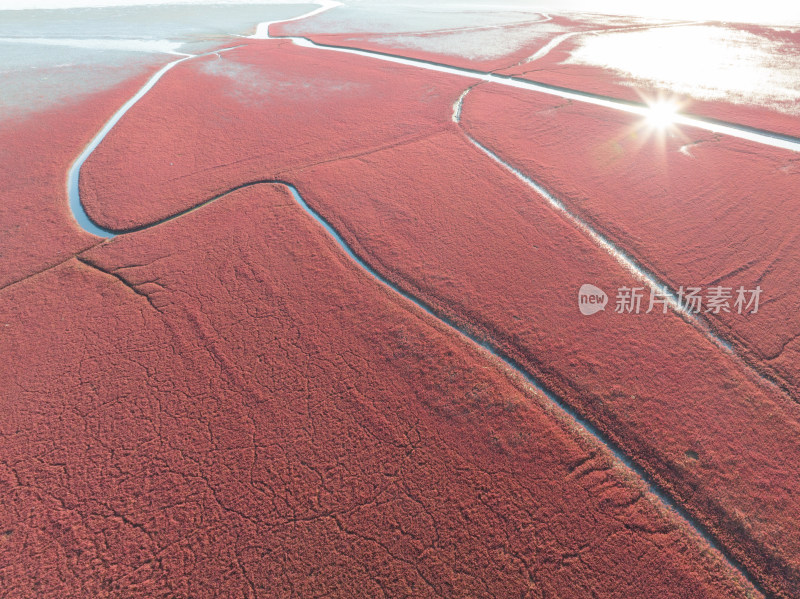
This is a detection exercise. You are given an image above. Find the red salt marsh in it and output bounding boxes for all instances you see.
[277,15,800,139]
[6,1,800,595]
[74,38,800,596]
[0,184,755,598]
[459,83,800,401]
[271,13,683,74]
[0,63,170,289]
[284,131,800,598]
[78,40,465,232]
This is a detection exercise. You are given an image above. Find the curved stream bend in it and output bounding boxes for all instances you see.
[67,46,241,238]
[77,172,767,595]
[66,3,764,594]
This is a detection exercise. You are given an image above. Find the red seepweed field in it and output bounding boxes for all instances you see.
[459,83,800,399]
[2,2,799,597]
[0,62,171,289]
[276,15,800,139]
[0,183,759,596]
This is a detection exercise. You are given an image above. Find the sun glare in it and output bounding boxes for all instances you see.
[619,95,688,156]
[645,99,678,129]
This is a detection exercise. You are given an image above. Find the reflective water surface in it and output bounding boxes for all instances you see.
[566,24,800,114]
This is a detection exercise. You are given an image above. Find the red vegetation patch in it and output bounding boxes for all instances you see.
[79,40,465,232]
[75,39,800,596]
[460,83,800,402]
[277,15,800,138]
[0,185,753,597]
[0,63,170,290]
[283,130,800,598]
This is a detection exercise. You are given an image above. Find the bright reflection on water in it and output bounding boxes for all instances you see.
[566,24,800,114]
[645,98,679,128]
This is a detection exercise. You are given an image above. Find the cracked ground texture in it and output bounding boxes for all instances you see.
[75,37,800,597]
[0,62,172,290]
[0,185,756,597]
